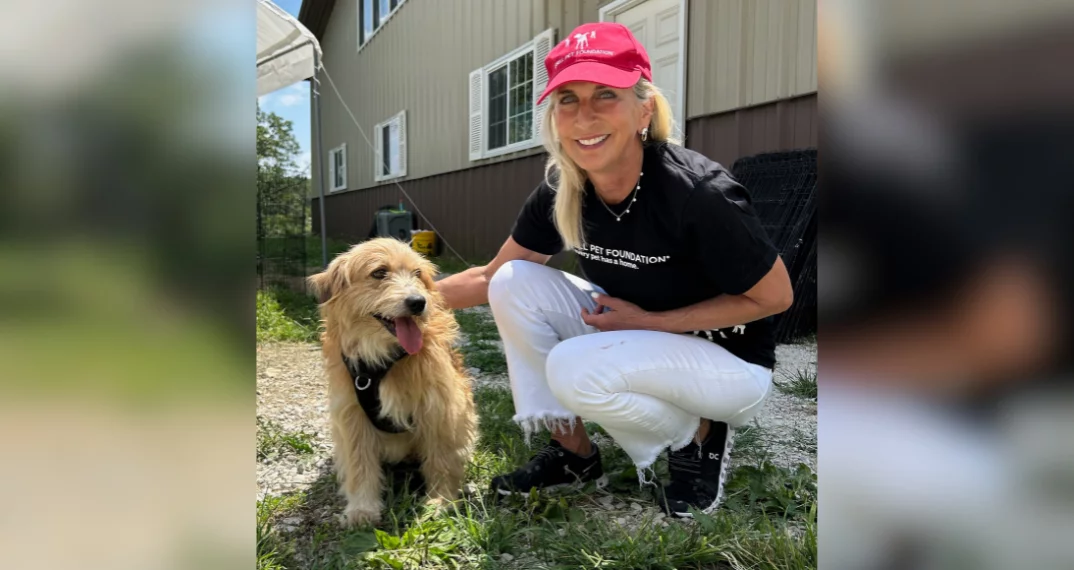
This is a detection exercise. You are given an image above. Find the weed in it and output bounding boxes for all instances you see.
[775,369,817,400]
[257,288,321,343]
[258,416,317,460]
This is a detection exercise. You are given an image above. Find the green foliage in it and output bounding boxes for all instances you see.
[256,288,321,343]
[775,369,817,400]
[257,416,318,460]
[455,310,507,375]
[258,103,309,238]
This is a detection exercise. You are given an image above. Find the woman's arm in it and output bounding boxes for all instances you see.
[436,237,551,310]
[582,256,794,332]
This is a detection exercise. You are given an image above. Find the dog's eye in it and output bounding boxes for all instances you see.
[371,268,388,280]
[413,269,422,278]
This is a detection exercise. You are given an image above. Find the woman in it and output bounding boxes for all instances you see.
[438,22,793,518]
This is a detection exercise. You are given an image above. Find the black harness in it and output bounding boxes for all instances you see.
[342,347,412,433]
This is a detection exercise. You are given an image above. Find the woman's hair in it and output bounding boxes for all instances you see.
[540,78,681,250]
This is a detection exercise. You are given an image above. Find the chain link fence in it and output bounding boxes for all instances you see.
[257,177,310,293]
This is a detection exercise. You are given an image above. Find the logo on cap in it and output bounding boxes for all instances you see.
[571,31,595,49]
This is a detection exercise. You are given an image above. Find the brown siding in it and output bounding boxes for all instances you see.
[685,93,817,168]
[315,94,817,260]
[314,154,547,260]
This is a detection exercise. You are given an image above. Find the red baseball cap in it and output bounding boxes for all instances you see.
[536,22,652,104]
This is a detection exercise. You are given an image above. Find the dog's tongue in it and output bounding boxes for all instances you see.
[394,316,423,354]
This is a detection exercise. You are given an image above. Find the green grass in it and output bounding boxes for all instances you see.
[774,369,817,401]
[257,385,817,569]
[455,310,507,375]
[258,416,318,460]
[256,296,817,569]
[257,288,321,343]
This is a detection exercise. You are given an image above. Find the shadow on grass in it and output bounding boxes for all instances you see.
[258,457,445,569]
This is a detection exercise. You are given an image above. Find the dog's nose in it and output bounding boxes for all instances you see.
[404,295,426,315]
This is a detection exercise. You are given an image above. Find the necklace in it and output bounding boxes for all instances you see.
[596,171,642,222]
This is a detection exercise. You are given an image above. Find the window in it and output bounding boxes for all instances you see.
[487,52,533,150]
[374,111,407,182]
[328,144,347,191]
[358,0,406,49]
[469,29,555,161]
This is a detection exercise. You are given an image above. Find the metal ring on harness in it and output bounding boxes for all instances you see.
[354,376,372,391]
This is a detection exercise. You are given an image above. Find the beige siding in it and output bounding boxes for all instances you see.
[547,0,604,34]
[314,0,552,194]
[687,0,816,118]
[311,0,817,195]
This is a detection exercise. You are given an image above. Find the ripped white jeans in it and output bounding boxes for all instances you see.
[487,260,773,477]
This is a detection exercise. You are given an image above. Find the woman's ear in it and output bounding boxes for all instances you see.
[639,97,654,134]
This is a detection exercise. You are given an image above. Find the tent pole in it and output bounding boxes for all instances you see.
[312,49,328,269]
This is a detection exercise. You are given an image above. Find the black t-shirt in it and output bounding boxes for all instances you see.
[510,142,780,369]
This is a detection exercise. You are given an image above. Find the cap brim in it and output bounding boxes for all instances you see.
[536,62,642,104]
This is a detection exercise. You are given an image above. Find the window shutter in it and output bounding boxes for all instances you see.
[328,148,336,190]
[339,144,347,188]
[531,28,555,143]
[468,68,483,161]
[397,111,407,178]
[374,123,383,181]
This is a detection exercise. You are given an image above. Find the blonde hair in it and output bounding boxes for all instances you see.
[540,79,680,250]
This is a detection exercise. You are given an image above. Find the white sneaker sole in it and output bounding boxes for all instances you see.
[670,498,720,519]
[495,474,609,496]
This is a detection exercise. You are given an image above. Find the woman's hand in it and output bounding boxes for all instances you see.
[580,293,656,332]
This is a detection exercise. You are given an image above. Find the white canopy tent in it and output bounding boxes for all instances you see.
[256,0,329,267]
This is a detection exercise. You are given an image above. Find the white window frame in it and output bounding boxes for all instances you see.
[328,143,347,192]
[468,29,555,162]
[357,0,407,52]
[374,110,407,182]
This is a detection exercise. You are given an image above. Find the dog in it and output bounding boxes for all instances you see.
[307,238,477,527]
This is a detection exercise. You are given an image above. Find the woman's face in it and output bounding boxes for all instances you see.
[552,81,653,176]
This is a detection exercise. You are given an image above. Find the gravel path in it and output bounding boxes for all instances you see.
[257,330,815,504]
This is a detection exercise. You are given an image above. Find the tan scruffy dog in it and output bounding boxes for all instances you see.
[308,238,477,527]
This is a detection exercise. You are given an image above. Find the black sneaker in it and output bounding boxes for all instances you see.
[490,440,607,496]
[655,422,735,518]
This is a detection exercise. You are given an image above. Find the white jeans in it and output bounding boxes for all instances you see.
[487,260,773,474]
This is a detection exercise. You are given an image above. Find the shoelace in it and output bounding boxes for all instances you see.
[530,444,562,466]
[668,445,702,477]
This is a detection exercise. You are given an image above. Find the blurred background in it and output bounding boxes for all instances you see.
[0,1,252,568]
[818,0,1073,568]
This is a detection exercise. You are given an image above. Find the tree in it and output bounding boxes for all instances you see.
[257,103,308,238]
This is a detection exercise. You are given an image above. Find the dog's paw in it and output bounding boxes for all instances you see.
[342,505,382,527]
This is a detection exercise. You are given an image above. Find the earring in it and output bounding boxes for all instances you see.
[640,127,649,142]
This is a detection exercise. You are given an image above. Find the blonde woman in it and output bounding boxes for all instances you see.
[438,22,793,518]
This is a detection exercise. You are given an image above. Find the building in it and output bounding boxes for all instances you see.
[299,0,817,260]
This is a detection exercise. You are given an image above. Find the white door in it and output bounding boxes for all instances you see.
[604,0,685,129]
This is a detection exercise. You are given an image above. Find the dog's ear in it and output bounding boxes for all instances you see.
[307,262,347,304]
